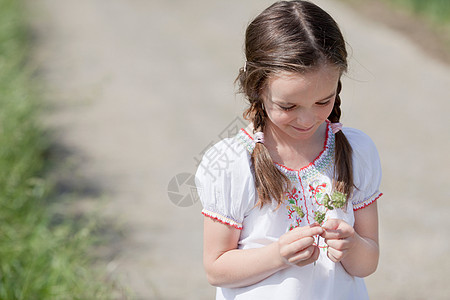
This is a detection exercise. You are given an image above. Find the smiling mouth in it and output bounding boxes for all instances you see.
[292,125,314,132]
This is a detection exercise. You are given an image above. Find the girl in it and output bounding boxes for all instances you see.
[195,1,382,299]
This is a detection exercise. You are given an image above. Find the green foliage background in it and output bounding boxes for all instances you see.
[387,0,450,24]
[0,0,117,298]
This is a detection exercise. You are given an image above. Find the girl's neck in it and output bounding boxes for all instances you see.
[263,122,328,170]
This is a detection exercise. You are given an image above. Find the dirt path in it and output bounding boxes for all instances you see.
[28,0,450,299]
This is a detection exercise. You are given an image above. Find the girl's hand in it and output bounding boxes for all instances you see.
[320,219,356,263]
[277,223,324,267]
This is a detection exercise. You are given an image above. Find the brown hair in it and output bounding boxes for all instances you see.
[237,0,353,207]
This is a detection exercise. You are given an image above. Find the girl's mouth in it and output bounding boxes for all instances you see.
[291,124,314,133]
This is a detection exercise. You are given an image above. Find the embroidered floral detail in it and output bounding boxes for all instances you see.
[285,173,337,229]
[285,188,307,230]
[302,180,348,227]
[236,124,356,233]
[309,182,328,206]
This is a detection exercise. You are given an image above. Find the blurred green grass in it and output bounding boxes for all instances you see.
[0,0,119,298]
[383,0,450,55]
[387,0,450,24]
[384,0,450,26]
[341,0,450,60]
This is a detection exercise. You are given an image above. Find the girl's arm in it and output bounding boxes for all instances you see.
[203,217,323,288]
[321,202,379,277]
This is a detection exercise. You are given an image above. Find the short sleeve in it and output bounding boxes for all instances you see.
[195,137,256,229]
[343,128,383,211]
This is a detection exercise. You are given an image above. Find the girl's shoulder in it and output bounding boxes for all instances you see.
[206,129,253,159]
[203,125,256,158]
[196,129,254,179]
[195,129,257,229]
[342,127,379,158]
[343,126,382,181]
[342,127,383,208]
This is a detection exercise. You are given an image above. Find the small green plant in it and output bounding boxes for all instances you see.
[315,191,347,225]
[293,205,305,218]
[314,211,326,224]
[313,191,348,266]
[323,191,346,210]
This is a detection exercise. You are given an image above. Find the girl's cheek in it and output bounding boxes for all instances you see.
[323,103,335,117]
[273,111,294,122]
[267,111,285,123]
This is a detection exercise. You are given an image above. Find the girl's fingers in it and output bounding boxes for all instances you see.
[280,224,323,245]
[278,225,323,266]
[279,220,355,265]
[280,236,315,258]
[288,245,321,265]
[327,246,344,263]
[321,219,354,240]
[325,237,351,251]
[294,246,320,266]
[320,229,342,240]
[289,224,324,241]
[288,245,316,264]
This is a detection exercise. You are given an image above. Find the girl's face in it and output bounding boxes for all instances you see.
[262,65,340,141]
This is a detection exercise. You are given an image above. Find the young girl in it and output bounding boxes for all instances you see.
[195,1,382,299]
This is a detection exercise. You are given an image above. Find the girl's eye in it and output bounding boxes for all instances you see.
[279,105,296,111]
[317,99,332,106]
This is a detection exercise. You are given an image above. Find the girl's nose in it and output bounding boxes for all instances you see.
[295,109,315,128]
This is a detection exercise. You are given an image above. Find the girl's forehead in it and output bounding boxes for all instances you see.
[267,66,340,93]
[269,65,341,83]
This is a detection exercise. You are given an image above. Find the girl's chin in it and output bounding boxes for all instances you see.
[285,129,316,140]
[287,123,327,140]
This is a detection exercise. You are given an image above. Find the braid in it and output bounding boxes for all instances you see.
[328,80,342,123]
[329,79,354,200]
[243,100,290,208]
[253,102,266,132]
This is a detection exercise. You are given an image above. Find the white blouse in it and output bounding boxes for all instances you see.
[195,123,382,300]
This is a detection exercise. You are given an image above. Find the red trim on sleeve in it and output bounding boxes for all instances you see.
[353,193,383,211]
[202,211,243,230]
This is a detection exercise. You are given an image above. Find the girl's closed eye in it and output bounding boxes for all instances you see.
[316,97,334,106]
[279,104,296,111]
[317,100,331,106]
[278,98,333,110]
